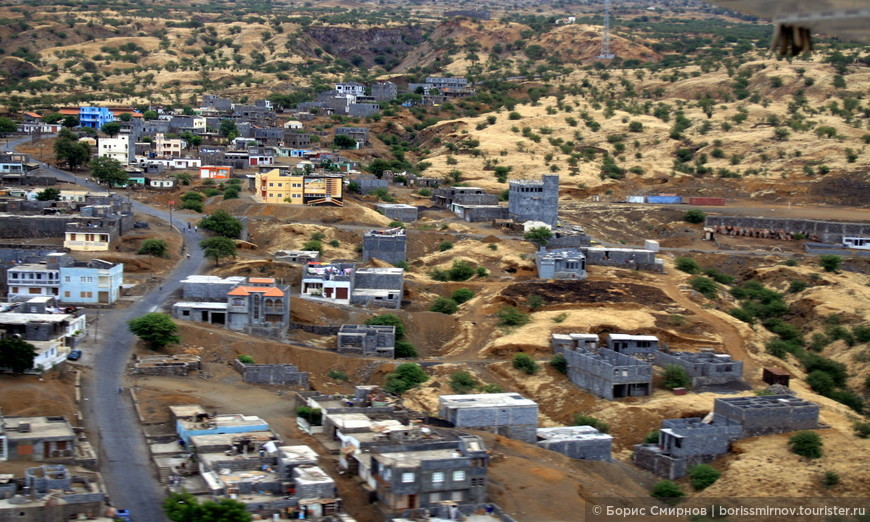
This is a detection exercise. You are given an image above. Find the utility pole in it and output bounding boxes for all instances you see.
[598,0,616,60]
[168,200,174,231]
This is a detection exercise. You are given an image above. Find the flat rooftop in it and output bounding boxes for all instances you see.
[169,404,207,419]
[279,445,318,463]
[440,393,537,408]
[608,333,659,342]
[375,448,465,466]
[376,203,417,209]
[552,333,599,341]
[2,416,74,440]
[587,247,655,254]
[0,313,73,325]
[294,465,333,485]
[716,395,817,409]
[356,267,404,275]
[189,431,275,449]
[179,275,245,284]
[173,302,228,310]
[537,426,613,442]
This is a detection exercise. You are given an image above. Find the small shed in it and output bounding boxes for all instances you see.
[762,367,790,387]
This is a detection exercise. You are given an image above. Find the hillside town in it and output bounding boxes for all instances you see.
[0,0,868,521]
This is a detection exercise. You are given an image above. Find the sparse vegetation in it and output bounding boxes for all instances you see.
[573,414,609,433]
[651,480,684,505]
[688,465,721,490]
[512,353,538,375]
[497,306,530,327]
[237,355,255,364]
[449,371,477,393]
[662,365,691,390]
[384,363,428,395]
[788,431,823,459]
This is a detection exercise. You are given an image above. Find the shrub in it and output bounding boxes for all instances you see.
[675,257,700,274]
[527,294,545,311]
[789,280,808,293]
[690,276,718,299]
[688,465,721,490]
[328,239,340,248]
[806,370,835,396]
[302,240,323,254]
[550,353,567,374]
[366,314,406,339]
[683,209,705,224]
[788,431,822,459]
[644,430,660,444]
[766,339,802,358]
[573,414,609,433]
[508,111,521,120]
[430,297,459,315]
[438,241,453,251]
[819,255,842,272]
[854,325,870,343]
[395,341,418,358]
[827,389,864,413]
[137,239,168,257]
[651,481,684,505]
[384,363,428,395]
[802,354,846,387]
[182,200,203,212]
[552,312,569,323]
[296,406,322,425]
[822,471,840,487]
[481,383,503,393]
[703,268,734,285]
[451,288,474,304]
[854,421,870,439]
[449,371,477,393]
[476,266,489,278]
[497,306,530,326]
[512,353,538,375]
[327,369,349,381]
[237,355,255,364]
[663,365,692,389]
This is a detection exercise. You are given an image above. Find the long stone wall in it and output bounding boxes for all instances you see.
[706,216,870,243]
[233,360,309,387]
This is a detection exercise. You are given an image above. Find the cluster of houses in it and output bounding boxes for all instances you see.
[0,412,111,519]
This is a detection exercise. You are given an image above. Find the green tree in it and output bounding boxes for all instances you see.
[366,314,406,339]
[333,134,357,149]
[683,209,705,224]
[384,363,428,395]
[117,113,133,122]
[573,414,609,433]
[512,353,538,375]
[143,110,158,120]
[524,226,553,248]
[395,340,417,358]
[688,465,720,490]
[62,115,79,128]
[128,313,181,350]
[651,480,684,505]
[806,370,835,396]
[199,210,243,238]
[219,118,238,139]
[200,236,237,265]
[0,337,37,373]
[100,121,122,137]
[89,156,128,186]
[451,288,474,304]
[675,257,700,274]
[35,187,61,201]
[54,137,91,170]
[0,117,16,136]
[449,371,477,393]
[237,355,255,364]
[163,490,252,522]
[662,365,691,389]
[788,431,822,459]
[430,297,458,315]
[819,255,842,272]
[497,306,530,326]
[42,113,63,124]
[137,239,168,258]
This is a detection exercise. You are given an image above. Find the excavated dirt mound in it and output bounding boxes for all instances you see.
[501,280,675,307]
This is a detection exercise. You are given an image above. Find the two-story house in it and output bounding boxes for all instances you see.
[0,296,87,369]
[7,254,124,305]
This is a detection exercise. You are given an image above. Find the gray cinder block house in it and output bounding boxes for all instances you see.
[363,228,407,265]
[438,393,538,443]
[508,175,559,226]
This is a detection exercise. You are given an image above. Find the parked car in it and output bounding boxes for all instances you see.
[67,350,82,361]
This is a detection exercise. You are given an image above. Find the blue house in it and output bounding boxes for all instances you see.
[176,412,271,444]
[79,107,114,129]
[60,259,124,305]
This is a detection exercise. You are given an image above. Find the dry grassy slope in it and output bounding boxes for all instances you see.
[420,56,868,201]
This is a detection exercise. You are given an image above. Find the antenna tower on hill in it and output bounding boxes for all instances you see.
[598,0,615,59]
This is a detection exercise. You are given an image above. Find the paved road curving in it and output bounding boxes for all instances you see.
[4,136,207,521]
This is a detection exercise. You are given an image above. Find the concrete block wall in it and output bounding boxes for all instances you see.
[362,233,407,264]
[557,346,652,400]
[181,279,242,301]
[659,417,741,458]
[583,247,663,272]
[508,175,559,226]
[233,360,310,387]
[460,205,509,222]
[446,406,538,443]
[376,204,418,223]
[536,428,612,461]
[713,396,819,437]
[654,351,744,386]
[632,445,719,480]
[706,216,870,243]
[352,175,389,194]
[453,193,500,206]
[293,466,335,499]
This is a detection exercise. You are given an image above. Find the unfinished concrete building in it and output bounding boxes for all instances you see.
[655,348,744,387]
[376,203,418,223]
[556,344,653,400]
[0,465,109,520]
[633,416,743,479]
[508,175,559,226]
[337,324,396,358]
[606,333,659,356]
[273,250,320,264]
[537,426,612,462]
[551,333,600,353]
[583,246,664,272]
[362,228,407,265]
[369,433,489,515]
[438,393,538,443]
[536,248,587,279]
[351,267,404,309]
[714,395,819,437]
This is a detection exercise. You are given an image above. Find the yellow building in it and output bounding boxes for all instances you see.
[254,169,343,206]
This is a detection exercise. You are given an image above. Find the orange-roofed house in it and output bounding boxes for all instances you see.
[172,275,290,335]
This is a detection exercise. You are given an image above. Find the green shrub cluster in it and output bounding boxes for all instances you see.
[573,414,610,433]
[512,353,538,375]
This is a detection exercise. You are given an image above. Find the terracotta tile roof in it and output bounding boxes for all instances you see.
[24,112,41,118]
[59,109,79,116]
[227,287,250,296]
[227,286,285,297]
[248,277,275,284]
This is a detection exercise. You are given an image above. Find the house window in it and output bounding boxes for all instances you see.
[29,288,41,294]
[64,291,70,297]
[401,472,414,483]
[451,491,463,501]
[231,298,245,306]
[182,310,190,316]
[452,470,465,482]
[430,492,441,502]
[80,277,86,283]
[432,472,444,484]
